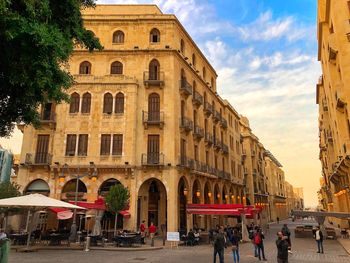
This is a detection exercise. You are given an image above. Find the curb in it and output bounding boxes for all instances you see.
[11,245,164,252]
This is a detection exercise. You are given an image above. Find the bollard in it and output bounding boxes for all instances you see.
[84,236,91,252]
[0,239,10,263]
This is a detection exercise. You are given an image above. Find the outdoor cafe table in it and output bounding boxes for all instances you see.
[9,234,28,245]
[113,234,142,247]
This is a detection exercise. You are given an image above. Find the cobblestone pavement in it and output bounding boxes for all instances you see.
[9,219,350,263]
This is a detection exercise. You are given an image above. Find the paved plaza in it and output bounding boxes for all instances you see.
[9,220,350,263]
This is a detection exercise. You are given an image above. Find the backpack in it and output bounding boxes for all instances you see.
[214,233,226,249]
[254,233,262,245]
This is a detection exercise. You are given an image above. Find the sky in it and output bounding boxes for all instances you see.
[0,0,321,207]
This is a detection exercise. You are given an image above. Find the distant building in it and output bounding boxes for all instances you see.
[0,146,13,183]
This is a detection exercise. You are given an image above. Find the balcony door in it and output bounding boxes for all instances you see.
[147,135,159,164]
[148,93,160,121]
[42,103,53,120]
[35,135,50,163]
[149,59,160,80]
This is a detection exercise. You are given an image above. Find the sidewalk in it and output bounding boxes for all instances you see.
[337,238,350,255]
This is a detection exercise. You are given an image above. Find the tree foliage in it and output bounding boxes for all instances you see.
[0,181,21,200]
[105,184,130,215]
[0,0,102,136]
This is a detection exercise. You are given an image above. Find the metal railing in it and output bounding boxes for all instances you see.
[143,71,165,86]
[222,143,229,154]
[204,132,213,145]
[213,111,221,122]
[204,102,213,116]
[25,153,52,165]
[193,91,203,106]
[142,111,164,125]
[180,117,193,132]
[214,138,222,150]
[141,153,164,166]
[179,79,193,95]
[179,155,188,167]
[193,125,204,138]
[220,118,228,128]
[40,111,56,122]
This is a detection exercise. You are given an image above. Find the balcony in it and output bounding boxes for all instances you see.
[179,79,192,97]
[322,99,328,111]
[143,71,165,87]
[336,91,346,110]
[141,153,164,166]
[180,117,193,133]
[179,155,189,167]
[220,117,228,129]
[25,153,52,165]
[224,171,231,180]
[327,131,333,143]
[193,125,204,140]
[204,102,213,116]
[213,111,221,123]
[204,132,214,145]
[194,160,202,172]
[242,149,247,157]
[251,150,256,157]
[214,138,222,150]
[192,91,203,107]
[142,111,164,129]
[222,143,229,154]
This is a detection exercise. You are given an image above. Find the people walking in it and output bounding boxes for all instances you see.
[253,228,267,261]
[250,226,258,257]
[314,226,324,253]
[229,229,240,263]
[213,226,226,263]
[281,224,291,252]
[276,231,289,263]
[149,222,157,247]
[140,220,146,244]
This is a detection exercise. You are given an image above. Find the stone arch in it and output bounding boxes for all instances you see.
[178,176,189,231]
[61,179,87,201]
[214,183,220,204]
[98,178,121,197]
[24,179,50,196]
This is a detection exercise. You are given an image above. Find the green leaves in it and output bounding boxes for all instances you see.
[0,181,21,200]
[105,184,130,214]
[0,0,102,136]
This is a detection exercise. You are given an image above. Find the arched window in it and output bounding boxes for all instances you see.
[81,92,91,114]
[79,61,91,74]
[149,59,160,80]
[115,92,124,114]
[180,39,185,53]
[113,30,124,43]
[192,54,196,67]
[103,93,113,114]
[150,28,160,43]
[25,179,50,195]
[203,67,206,80]
[111,61,123,75]
[148,93,160,121]
[69,92,80,113]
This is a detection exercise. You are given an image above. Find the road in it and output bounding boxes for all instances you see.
[9,219,350,262]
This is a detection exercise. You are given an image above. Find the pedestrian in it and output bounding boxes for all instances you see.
[230,229,240,263]
[140,220,146,244]
[149,222,157,247]
[277,217,280,224]
[250,226,258,257]
[0,229,7,263]
[314,226,324,253]
[276,231,289,263]
[281,224,291,252]
[213,226,226,263]
[253,228,267,261]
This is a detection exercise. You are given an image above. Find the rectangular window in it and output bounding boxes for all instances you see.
[78,134,88,156]
[100,134,111,155]
[66,134,77,156]
[35,135,50,163]
[112,134,123,155]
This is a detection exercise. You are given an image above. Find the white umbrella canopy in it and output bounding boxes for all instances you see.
[0,193,85,210]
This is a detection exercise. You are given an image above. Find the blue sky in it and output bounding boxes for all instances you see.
[0,0,321,206]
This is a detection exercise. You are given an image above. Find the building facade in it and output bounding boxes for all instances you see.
[316,0,350,227]
[15,4,297,233]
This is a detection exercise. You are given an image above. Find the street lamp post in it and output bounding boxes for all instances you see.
[59,163,97,242]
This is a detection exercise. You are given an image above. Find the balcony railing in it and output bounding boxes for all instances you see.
[193,125,204,139]
[204,102,213,116]
[25,153,52,165]
[142,111,164,128]
[180,117,193,132]
[222,143,229,154]
[214,138,222,150]
[40,111,56,123]
[204,132,214,145]
[213,111,221,122]
[179,155,189,167]
[192,91,203,106]
[143,71,165,87]
[220,118,228,129]
[141,153,164,166]
[179,79,192,96]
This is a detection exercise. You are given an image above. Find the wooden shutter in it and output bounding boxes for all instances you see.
[35,135,50,163]
[65,134,77,156]
[112,134,123,155]
[147,135,159,164]
[78,134,88,156]
[148,93,160,121]
[69,93,80,113]
[100,134,111,155]
[149,59,159,80]
[115,93,124,114]
[103,93,113,114]
[180,139,186,165]
[81,93,91,114]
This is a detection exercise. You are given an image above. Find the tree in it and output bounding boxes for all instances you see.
[0,181,21,230]
[105,184,130,236]
[0,0,103,136]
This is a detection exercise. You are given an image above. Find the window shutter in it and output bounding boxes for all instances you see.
[100,134,111,155]
[66,134,77,156]
[78,134,88,156]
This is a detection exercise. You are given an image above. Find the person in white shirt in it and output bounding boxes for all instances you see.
[314,226,324,254]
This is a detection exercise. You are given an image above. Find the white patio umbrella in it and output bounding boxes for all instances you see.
[0,194,85,251]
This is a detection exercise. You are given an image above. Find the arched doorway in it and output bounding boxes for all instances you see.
[138,179,167,228]
[61,179,87,201]
[178,177,188,232]
[24,179,50,196]
[192,180,201,228]
[222,186,228,204]
[98,179,121,197]
[214,184,220,204]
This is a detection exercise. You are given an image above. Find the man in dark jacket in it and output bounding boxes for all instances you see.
[276,231,289,263]
[281,224,291,251]
[314,226,324,253]
[213,226,226,263]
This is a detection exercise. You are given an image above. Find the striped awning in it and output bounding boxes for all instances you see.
[186,204,261,216]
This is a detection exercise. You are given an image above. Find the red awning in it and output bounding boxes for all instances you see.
[186,204,259,217]
[68,198,106,210]
[48,207,73,220]
[119,210,131,219]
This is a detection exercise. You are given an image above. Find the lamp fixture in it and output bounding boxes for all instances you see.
[208,191,212,198]
[196,190,201,197]
[183,187,188,196]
